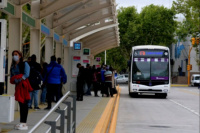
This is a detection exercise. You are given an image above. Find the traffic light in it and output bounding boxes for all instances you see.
[187,65,190,71]
[190,65,192,70]
[196,38,200,45]
[191,37,195,45]
[187,65,192,71]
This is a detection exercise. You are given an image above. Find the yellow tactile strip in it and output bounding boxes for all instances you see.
[76,98,110,133]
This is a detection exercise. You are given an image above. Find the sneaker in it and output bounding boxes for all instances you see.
[28,106,32,109]
[16,123,28,130]
[56,106,60,110]
[14,123,20,129]
[34,107,40,110]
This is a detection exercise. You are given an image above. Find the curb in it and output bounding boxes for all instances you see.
[171,84,188,87]
[93,87,119,133]
[108,87,121,133]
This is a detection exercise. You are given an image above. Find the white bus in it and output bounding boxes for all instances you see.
[128,45,171,98]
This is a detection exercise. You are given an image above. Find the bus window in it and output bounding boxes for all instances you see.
[132,58,150,80]
[151,58,169,80]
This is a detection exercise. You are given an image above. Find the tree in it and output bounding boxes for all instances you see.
[172,0,200,66]
[139,4,177,46]
[96,5,177,72]
[172,0,200,38]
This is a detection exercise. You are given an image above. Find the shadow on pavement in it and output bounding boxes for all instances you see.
[120,93,167,99]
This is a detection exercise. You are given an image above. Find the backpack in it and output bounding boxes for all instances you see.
[29,65,43,90]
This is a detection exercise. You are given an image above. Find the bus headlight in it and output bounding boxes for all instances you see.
[163,89,168,92]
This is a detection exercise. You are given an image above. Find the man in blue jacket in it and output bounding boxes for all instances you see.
[44,56,67,110]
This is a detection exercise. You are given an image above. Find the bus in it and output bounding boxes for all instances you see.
[128,45,170,98]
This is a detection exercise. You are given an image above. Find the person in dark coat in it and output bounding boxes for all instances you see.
[28,54,42,110]
[85,64,93,95]
[76,63,85,101]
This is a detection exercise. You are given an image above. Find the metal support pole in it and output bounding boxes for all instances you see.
[66,102,71,133]
[188,46,193,86]
[45,121,56,133]
[70,95,76,133]
[55,110,65,133]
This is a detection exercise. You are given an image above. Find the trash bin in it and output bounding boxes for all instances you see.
[0,95,15,123]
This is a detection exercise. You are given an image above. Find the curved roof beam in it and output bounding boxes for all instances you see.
[82,32,115,44]
[61,10,115,33]
[64,16,115,35]
[87,39,117,49]
[84,35,117,47]
[81,27,115,42]
[53,0,114,28]
[69,21,118,41]
[92,45,117,55]
[40,0,85,18]
[11,0,30,5]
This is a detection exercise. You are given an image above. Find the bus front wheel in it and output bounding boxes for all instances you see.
[130,93,138,97]
[161,93,167,98]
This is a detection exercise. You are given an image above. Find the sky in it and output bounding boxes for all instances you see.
[116,0,174,12]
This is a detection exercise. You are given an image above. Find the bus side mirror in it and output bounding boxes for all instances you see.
[170,59,174,66]
[127,60,131,67]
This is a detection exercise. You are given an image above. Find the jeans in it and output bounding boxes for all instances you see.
[28,90,39,107]
[86,82,92,95]
[40,87,47,103]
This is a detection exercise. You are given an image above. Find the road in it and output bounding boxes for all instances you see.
[116,85,199,133]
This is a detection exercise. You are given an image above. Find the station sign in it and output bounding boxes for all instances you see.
[22,12,35,27]
[41,24,50,36]
[54,33,60,42]
[73,42,81,51]
[63,39,68,46]
[96,57,101,62]
[3,2,14,15]
[83,48,90,56]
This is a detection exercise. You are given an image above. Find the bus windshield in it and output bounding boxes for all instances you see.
[132,58,169,81]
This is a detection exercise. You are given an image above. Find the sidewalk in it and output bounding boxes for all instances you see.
[0,91,116,133]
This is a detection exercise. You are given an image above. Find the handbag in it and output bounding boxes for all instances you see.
[112,87,118,94]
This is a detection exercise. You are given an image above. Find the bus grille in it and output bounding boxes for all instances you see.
[138,89,162,92]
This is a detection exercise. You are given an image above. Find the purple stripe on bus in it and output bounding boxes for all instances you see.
[151,77,169,80]
[158,58,161,62]
[165,58,168,62]
[138,58,141,61]
[144,58,147,62]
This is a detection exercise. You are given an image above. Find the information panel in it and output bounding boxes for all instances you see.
[72,56,81,77]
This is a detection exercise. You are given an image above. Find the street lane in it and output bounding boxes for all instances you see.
[116,85,199,133]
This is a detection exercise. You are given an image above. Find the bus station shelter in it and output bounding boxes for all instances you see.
[0,0,120,96]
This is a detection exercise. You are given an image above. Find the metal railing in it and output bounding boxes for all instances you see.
[28,91,76,133]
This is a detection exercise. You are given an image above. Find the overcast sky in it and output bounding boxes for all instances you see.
[116,0,174,12]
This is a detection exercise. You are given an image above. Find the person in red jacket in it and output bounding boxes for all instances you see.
[10,50,32,130]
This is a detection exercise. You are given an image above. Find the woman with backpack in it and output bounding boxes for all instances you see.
[10,50,32,130]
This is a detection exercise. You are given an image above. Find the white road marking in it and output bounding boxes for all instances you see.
[169,99,200,116]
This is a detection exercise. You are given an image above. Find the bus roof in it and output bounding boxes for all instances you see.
[132,45,169,51]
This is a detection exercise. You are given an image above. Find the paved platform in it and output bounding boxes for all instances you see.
[0,92,114,133]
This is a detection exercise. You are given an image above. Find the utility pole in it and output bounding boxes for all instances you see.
[105,50,106,65]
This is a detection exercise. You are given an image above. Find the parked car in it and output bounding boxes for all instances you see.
[116,74,129,84]
[191,74,200,86]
